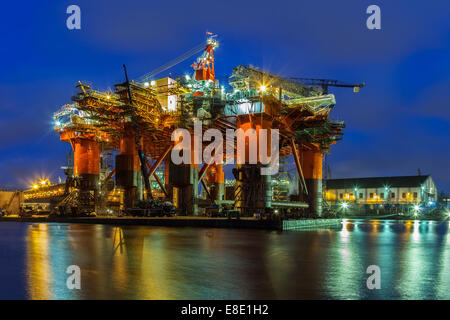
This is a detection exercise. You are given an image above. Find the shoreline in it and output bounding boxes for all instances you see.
[342,214,449,221]
[0,215,342,231]
[1,214,447,230]
[0,215,280,230]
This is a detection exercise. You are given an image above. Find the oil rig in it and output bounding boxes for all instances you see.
[41,33,363,218]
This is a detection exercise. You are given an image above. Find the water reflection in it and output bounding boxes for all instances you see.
[18,219,450,299]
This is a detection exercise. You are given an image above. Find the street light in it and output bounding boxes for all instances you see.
[341,202,349,214]
[413,204,420,217]
[259,84,267,92]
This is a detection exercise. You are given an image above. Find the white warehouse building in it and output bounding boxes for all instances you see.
[324,175,438,206]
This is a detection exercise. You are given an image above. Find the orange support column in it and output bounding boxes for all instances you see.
[115,125,141,209]
[73,138,100,190]
[233,115,273,215]
[302,148,323,217]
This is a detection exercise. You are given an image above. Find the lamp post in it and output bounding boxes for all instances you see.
[413,204,420,218]
[384,186,390,214]
[341,202,349,215]
[259,84,267,113]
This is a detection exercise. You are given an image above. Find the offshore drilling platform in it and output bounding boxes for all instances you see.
[21,34,363,220]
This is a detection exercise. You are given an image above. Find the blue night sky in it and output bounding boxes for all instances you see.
[0,1,449,193]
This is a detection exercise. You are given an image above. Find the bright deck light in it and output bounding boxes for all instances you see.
[259,85,267,92]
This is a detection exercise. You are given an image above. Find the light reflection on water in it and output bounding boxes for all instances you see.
[0,219,449,299]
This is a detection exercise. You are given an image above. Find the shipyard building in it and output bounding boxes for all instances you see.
[324,175,438,208]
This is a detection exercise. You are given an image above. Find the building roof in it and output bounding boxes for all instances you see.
[326,175,431,189]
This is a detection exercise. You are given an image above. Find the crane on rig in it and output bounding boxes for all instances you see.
[287,77,365,94]
[191,33,218,82]
[138,32,217,84]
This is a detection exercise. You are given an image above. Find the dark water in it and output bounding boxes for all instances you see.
[0,219,449,299]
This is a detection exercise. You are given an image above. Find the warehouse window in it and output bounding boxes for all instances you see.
[339,193,343,199]
[359,193,363,199]
[391,192,395,198]
[402,193,406,199]
[413,192,418,199]
[370,193,374,199]
[380,192,384,199]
